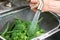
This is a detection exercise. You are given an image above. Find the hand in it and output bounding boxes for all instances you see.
[29,0,39,12]
[29,0,54,12]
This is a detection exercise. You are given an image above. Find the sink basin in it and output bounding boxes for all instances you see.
[44,31,60,40]
[0,7,59,40]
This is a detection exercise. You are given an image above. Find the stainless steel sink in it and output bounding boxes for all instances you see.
[40,12,59,32]
[44,31,60,40]
[0,0,28,13]
[0,7,59,40]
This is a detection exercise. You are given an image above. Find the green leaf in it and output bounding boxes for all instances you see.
[1,23,10,37]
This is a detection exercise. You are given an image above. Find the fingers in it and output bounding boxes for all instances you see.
[30,0,39,4]
[30,2,39,12]
[30,3,39,9]
[30,4,37,12]
[29,0,39,12]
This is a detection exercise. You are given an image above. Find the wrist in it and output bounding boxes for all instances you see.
[47,1,60,14]
[42,0,53,12]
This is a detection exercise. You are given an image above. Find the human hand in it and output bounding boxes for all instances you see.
[29,0,54,12]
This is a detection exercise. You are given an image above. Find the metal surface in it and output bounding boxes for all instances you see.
[0,2,15,13]
[0,36,6,40]
[9,0,60,39]
[9,0,29,7]
[32,11,60,40]
[0,7,34,32]
[0,0,29,14]
[32,17,60,40]
[0,7,59,40]
[32,25,60,40]
[44,31,60,40]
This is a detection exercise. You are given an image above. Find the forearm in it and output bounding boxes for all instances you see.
[48,1,60,14]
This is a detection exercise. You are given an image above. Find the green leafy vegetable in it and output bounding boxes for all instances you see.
[1,18,45,40]
[1,23,10,37]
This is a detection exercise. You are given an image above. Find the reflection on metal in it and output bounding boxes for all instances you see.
[0,36,6,40]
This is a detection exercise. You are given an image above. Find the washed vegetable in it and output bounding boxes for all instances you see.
[1,18,45,40]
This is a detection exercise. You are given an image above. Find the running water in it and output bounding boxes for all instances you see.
[29,0,44,34]
[29,10,41,34]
